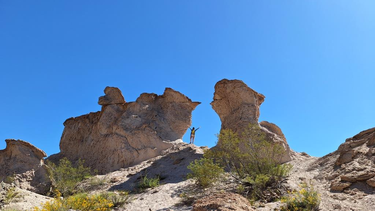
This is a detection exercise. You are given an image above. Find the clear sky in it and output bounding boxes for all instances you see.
[1,1,374,157]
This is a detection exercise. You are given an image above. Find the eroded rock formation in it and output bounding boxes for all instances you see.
[211,79,291,163]
[50,87,200,173]
[0,139,50,194]
[312,127,375,193]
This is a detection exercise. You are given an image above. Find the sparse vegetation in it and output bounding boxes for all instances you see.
[99,191,131,207]
[2,207,22,211]
[281,182,320,211]
[4,174,16,184]
[202,124,292,201]
[88,176,108,188]
[187,157,224,188]
[33,191,114,211]
[46,157,91,197]
[4,187,21,204]
[177,192,196,206]
[137,175,160,190]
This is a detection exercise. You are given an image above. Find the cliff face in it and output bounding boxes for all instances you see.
[0,139,50,194]
[51,87,200,173]
[211,79,291,163]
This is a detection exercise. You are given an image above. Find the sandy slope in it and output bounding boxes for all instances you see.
[4,145,375,211]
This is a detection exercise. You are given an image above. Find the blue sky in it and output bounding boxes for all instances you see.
[1,1,374,157]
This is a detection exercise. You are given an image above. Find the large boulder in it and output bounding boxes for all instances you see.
[312,127,375,192]
[211,79,291,163]
[50,87,200,173]
[0,139,50,194]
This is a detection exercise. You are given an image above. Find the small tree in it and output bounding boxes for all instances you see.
[47,157,91,197]
[187,158,224,188]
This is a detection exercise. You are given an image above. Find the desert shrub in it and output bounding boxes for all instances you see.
[4,187,21,204]
[46,157,91,197]
[187,158,224,188]
[137,175,160,190]
[207,124,289,179]
[100,191,131,207]
[205,123,292,201]
[33,191,113,211]
[88,176,108,188]
[281,182,320,211]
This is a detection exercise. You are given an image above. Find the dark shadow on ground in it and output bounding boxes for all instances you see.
[108,146,203,192]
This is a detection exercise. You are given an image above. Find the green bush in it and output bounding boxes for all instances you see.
[137,175,160,190]
[46,157,91,197]
[281,182,320,211]
[205,124,292,201]
[187,158,224,188]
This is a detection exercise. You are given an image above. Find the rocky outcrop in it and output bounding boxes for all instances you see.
[0,139,50,194]
[193,192,254,211]
[98,87,125,105]
[50,87,200,173]
[311,127,375,192]
[211,79,291,163]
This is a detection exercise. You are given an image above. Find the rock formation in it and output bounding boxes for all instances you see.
[211,79,291,163]
[49,87,200,173]
[0,139,50,194]
[312,127,375,193]
[192,192,254,211]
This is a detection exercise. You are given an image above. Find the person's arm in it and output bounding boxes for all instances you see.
[189,127,192,131]
[196,127,200,131]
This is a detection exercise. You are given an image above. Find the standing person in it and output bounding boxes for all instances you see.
[189,127,200,144]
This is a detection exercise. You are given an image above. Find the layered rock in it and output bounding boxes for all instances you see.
[193,192,254,211]
[50,87,200,173]
[311,127,375,192]
[0,139,50,194]
[211,79,291,163]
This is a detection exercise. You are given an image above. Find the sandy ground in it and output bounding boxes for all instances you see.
[1,186,52,211]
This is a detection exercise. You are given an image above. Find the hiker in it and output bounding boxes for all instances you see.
[189,127,200,144]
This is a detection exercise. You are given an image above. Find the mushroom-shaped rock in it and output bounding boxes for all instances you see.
[211,79,291,163]
[0,139,50,194]
[50,87,200,173]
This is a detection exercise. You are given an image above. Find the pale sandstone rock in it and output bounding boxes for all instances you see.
[0,139,50,194]
[211,79,291,163]
[260,121,287,143]
[366,177,375,188]
[311,127,375,192]
[49,87,200,173]
[193,192,254,211]
[330,180,352,192]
